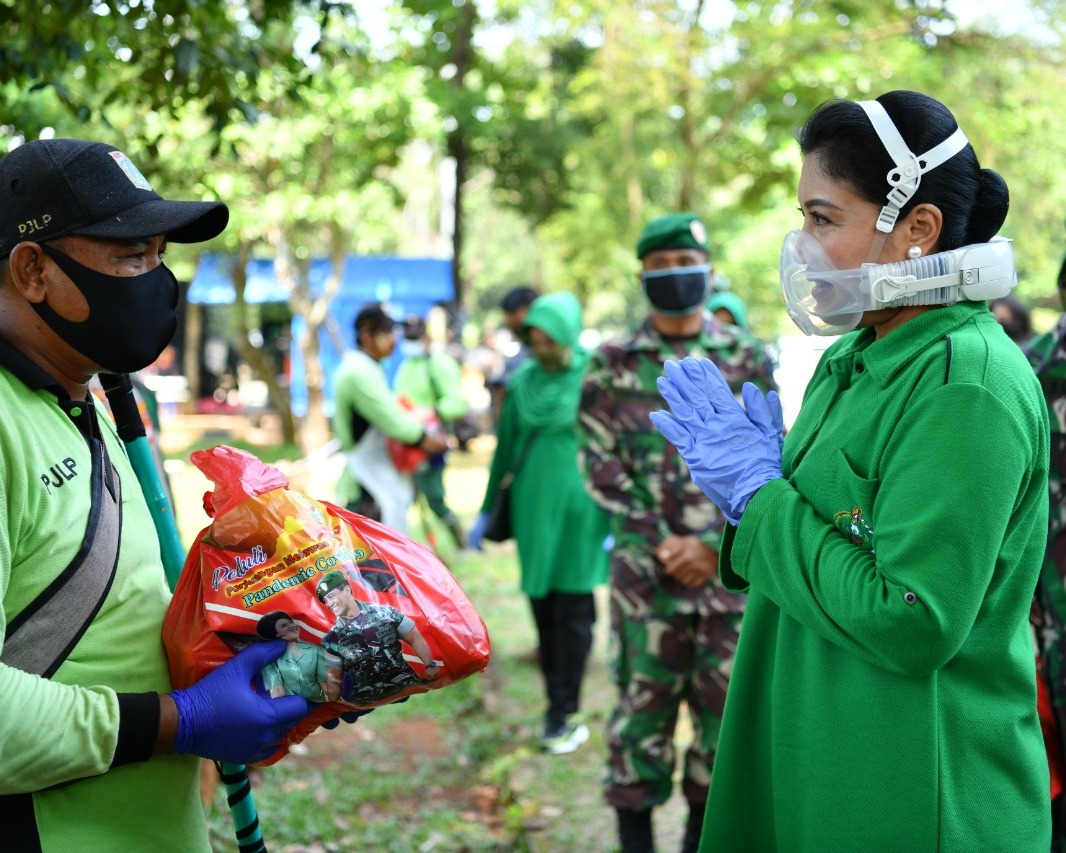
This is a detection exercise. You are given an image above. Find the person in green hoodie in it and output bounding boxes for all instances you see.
[655,91,1050,851]
[469,292,610,754]
[705,291,748,330]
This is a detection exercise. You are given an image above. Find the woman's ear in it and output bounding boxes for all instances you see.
[900,203,944,256]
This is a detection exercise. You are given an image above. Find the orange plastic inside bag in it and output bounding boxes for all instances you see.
[162,445,491,764]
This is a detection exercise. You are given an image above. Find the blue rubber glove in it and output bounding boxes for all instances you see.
[320,710,371,730]
[650,357,783,525]
[170,640,311,764]
[468,512,490,552]
[322,695,410,729]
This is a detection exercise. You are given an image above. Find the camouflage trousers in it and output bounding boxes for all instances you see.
[604,587,741,811]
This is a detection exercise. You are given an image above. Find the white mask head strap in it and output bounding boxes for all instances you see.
[858,99,969,234]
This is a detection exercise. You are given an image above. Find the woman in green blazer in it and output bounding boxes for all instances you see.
[655,90,1051,850]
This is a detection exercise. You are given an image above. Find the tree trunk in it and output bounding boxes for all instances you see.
[231,245,298,444]
[282,224,343,455]
[447,0,477,308]
[448,130,467,307]
[182,301,203,407]
[676,0,705,212]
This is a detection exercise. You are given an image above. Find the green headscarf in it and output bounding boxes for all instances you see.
[707,291,749,329]
[509,292,589,430]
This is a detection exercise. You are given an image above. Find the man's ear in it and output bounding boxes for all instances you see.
[900,203,944,256]
[6,242,49,304]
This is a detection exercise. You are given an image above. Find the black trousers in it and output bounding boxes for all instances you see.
[529,591,597,729]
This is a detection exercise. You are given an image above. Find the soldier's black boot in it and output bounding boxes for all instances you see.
[680,805,704,853]
[616,807,655,853]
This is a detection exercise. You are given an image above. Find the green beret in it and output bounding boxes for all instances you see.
[316,570,348,601]
[636,213,709,260]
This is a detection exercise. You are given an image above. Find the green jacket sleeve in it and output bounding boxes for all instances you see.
[0,661,127,793]
[728,383,1041,678]
[333,354,424,447]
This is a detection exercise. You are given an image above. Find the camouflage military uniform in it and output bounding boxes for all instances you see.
[322,602,421,704]
[1026,315,1066,840]
[578,313,776,811]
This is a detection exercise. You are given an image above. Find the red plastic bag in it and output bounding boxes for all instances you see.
[386,396,440,473]
[162,445,491,764]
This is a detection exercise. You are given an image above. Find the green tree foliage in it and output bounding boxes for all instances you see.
[495,1,958,329]
[203,8,424,448]
[0,0,342,138]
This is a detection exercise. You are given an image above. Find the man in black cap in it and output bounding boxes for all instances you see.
[0,139,311,850]
[331,302,448,534]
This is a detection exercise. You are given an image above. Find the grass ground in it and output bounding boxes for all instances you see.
[162,422,689,853]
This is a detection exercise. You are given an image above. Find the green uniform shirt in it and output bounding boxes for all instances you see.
[393,350,468,422]
[708,303,1050,851]
[262,641,332,702]
[0,339,206,851]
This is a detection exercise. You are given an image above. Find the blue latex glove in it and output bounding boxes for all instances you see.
[468,511,490,552]
[650,357,783,525]
[320,710,371,730]
[321,694,411,729]
[170,640,311,764]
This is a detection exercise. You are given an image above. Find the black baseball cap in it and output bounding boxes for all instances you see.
[500,285,540,314]
[354,303,398,335]
[0,138,229,257]
[402,315,427,340]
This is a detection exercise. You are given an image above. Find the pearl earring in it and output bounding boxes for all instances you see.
[907,246,922,260]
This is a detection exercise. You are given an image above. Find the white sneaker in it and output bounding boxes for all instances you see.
[542,721,590,755]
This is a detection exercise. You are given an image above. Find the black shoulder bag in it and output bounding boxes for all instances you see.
[483,430,539,543]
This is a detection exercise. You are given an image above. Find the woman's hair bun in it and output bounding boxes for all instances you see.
[966,168,1009,244]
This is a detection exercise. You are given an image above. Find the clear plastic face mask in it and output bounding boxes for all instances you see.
[780,229,1019,337]
[779,230,869,336]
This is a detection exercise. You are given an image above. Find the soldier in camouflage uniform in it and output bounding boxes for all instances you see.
[578,213,776,853]
[1025,243,1066,848]
[317,570,440,705]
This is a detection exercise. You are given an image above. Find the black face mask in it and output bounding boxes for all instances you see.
[34,244,179,373]
[641,264,711,316]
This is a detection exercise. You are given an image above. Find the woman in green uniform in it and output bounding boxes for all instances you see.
[256,611,341,703]
[469,292,610,754]
[653,90,1050,850]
